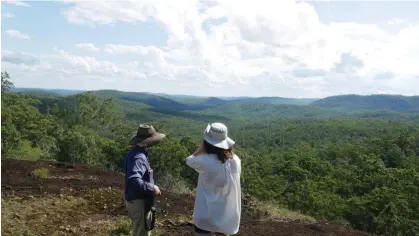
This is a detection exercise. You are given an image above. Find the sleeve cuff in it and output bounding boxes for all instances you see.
[186,155,194,162]
[146,182,154,194]
[186,155,196,167]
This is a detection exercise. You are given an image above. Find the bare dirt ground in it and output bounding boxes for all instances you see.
[1,159,371,236]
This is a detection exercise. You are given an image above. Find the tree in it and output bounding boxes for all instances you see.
[64,92,119,131]
[1,71,14,93]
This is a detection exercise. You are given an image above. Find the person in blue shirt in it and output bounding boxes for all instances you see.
[124,124,166,236]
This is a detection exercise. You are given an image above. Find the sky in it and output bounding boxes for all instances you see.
[1,0,419,98]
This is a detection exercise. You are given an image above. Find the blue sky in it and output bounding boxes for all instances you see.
[1,0,419,97]
[2,1,168,62]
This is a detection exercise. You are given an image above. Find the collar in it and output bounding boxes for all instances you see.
[133,146,149,156]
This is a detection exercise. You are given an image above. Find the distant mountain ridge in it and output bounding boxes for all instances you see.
[233,97,317,105]
[312,94,419,113]
[12,88,419,118]
[93,90,196,110]
[12,87,84,96]
[13,88,319,110]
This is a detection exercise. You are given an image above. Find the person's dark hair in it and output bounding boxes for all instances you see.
[203,140,234,163]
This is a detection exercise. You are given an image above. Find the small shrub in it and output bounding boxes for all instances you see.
[257,201,315,222]
[32,167,49,179]
[109,217,131,235]
[156,173,192,194]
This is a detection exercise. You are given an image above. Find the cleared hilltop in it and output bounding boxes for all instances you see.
[1,159,371,236]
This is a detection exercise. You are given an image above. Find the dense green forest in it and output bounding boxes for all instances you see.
[2,71,419,236]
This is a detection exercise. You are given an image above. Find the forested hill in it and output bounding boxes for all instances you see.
[2,72,419,236]
[92,90,319,110]
[93,90,199,110]
[11,88,419,122]
[12,88,317,109]
[312,94,419,113]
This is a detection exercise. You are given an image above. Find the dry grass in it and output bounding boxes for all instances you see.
[49,174,99,181]
[243,196,315,223]
[1,193,132,236]
[255,201,315,222]
[1,195,88,235]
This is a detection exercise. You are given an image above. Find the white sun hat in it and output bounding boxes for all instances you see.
[203,123,235,150]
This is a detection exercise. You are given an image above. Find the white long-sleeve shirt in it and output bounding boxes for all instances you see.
[186,153,242,235]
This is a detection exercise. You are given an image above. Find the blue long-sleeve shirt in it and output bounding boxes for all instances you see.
[123,147,155,201]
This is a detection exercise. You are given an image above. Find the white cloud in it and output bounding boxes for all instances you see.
[3,0,419,97]
[2,50,39,65]
[2,12,15,18]
[104,44,161,56]
[374,71,394,81]
[2,0,31,7]
[2,49,138,88]
[4,29,30,40]
[2,48,222,93]
[388,18,405,25]
[74,43,100,52]
[332,53,364,75]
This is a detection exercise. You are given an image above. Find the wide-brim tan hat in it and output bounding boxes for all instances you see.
[203,123,235,150]
[130,124,166,147]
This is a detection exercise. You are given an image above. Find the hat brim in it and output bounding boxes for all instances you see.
[130,132,166,147]
[204,136,235,150]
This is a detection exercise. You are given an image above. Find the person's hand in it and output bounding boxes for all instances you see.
[153,185,161,196]
[193,142,205,156]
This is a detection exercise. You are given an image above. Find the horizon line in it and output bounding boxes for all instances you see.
[11,87,417,99]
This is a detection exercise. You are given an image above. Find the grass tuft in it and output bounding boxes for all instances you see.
[256,201,315,222]
[109,217,131,235]
[243,196,315,222]
[32,167,49,179]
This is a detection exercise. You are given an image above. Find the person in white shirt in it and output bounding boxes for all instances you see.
[185,123,241,236]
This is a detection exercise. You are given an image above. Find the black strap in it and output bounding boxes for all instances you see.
[144,198,156,231]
